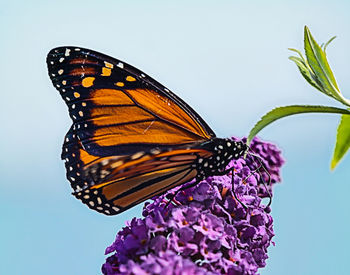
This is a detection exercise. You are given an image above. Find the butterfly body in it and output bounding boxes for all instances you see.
[47,47,247,215]
[194,138,246,180]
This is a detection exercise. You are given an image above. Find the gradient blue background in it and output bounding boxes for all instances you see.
[1,1,350,274]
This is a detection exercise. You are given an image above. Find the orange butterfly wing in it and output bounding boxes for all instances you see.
[47,47,215,157]
[47,47,217,215]
[76,148,213,215]
[62,124,214,215]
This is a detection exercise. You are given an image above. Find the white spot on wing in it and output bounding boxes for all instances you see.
[101,159,109,165]
[131,151,144,160]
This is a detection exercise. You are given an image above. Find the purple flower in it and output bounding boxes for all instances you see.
[102,137,284,275]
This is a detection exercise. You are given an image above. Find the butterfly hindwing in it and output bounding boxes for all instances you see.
[74,148,213,215]
[61,126,118,192]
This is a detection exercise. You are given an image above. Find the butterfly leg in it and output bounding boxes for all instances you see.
[230,168,248,210]
[246,152,272,209]
[208,167,248,210]
[165,180,201,209]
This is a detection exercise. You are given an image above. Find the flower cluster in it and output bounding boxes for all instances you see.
[102,137,284,275]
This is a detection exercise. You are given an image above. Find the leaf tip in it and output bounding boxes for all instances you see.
[330,159,338,170]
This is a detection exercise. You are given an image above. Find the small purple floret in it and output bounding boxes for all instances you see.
[102,137,284,275]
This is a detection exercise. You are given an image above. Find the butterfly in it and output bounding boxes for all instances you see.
[47,47,248,215]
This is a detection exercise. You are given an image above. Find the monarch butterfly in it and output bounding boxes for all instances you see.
[47,47,248,215]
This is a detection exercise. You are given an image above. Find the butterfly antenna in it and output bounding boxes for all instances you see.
[246,149,272,208]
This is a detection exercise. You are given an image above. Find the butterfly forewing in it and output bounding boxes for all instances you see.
[47,47,215,156]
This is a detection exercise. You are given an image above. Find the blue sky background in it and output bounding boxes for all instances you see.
[1,1,350,274]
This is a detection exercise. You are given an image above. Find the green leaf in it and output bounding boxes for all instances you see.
[323,36,336,52]
[304,26,340,95]
[288,48,308,63]
[288,56,322,91]
[289,27,350,107]
[247,105,350,145]
[331,113,350,169]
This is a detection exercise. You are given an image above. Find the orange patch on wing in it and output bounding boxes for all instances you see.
[101,67,112,76]
[112,168,197,207]
[79,148,99,165]
[90,106,154,126]
[125,89,211,139]
[120,160,194,177]
[104,61,114,68]
[102,167,179,200]
[91,89,134,105]
[109,149,210,177]
[93,120,201,146]
[115,82,124,87]
[82,77,95,88]
[102,157,195,182]
[126,76,136,82]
